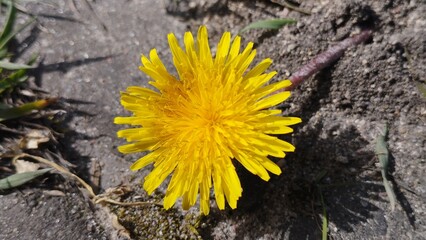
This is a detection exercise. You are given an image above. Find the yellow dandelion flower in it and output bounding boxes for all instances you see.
[114,26,301,215]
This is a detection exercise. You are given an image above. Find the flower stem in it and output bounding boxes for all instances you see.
[287,29,372,90]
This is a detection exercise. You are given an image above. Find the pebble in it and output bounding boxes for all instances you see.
[336,17,345,26]
[287,43,297,52]
[393,88,403,96]
[387,56,397,63]
[363,68,371,74]
[296,22,305,29]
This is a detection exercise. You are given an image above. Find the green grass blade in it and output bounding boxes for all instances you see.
[0,48,8,59]
[0,54,37,93]
[375,123,397,211]
[0,18,36,51]
[0,98,56,121]
[0,73,29,94]
[319,189,328,240]
[416,82,426,98]
[0,0,16,44]
[0,168,52,190]
[239,18,297,34]
[0,102,11,109]
[375,124,389,169]
[0,60,35,70]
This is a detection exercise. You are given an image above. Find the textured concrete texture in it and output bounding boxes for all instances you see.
[0,0,425,239]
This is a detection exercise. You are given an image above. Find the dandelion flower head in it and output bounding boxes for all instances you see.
[115,26,301,215]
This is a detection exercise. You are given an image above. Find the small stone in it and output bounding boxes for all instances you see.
[364,68,371,74]
[387,56,396,63]
[296,21,305,29]
[394,88,403,96]
[287,43,297,52]
[336,17,345,26]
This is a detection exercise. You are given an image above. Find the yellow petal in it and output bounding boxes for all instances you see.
[117,140,157,153]
[200,177,211,215]
[215,31,231,66]
[130,152,157,171]
[253,91,291,110]
[184,31,197,67]
[149,49,167,71]
[261,116,303,126]
[213,166,225,209]
[197,26,213,68]
[236,49,256,77]
[168,33,191,78]
[236,151,270,181]
[243,71,277,91]
[222,164,241,209]
[144,158,178,194]
[244,58,272,80]
[254,80,292,99]
[258,134,296,152]
[188,180,199,206]
[261,125,294,134]
[257,157,282,175]
[126,86,159,97]
[228,35,241,62]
